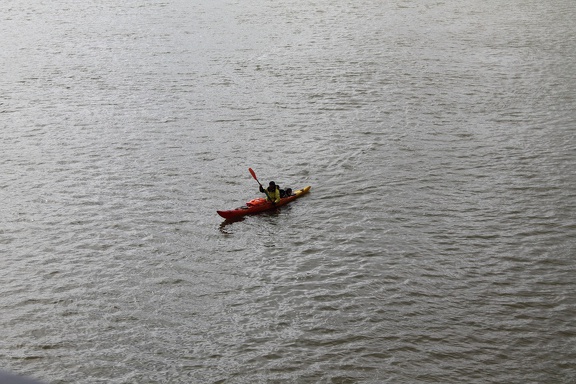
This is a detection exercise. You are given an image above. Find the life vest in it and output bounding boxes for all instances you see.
[264,187,281,203]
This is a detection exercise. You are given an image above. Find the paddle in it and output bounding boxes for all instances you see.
[249,167,273,203]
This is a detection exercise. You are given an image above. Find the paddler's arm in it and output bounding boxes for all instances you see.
[260,185,275,202]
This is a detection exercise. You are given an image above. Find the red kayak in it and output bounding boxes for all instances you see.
[217,186,311,219]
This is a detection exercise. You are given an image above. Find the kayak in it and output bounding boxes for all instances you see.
[217,186,311,219]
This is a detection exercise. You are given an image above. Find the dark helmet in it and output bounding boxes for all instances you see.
[269,181,276,187]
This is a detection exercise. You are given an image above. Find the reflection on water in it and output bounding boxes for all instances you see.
[219,217,246,233]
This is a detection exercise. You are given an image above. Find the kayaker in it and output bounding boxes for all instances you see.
[260,181,281,204]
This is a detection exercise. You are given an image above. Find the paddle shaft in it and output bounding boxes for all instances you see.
[249,168,274,203]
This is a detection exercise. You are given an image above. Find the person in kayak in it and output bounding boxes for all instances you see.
[260,181,281,204]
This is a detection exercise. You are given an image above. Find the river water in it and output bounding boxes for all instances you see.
[1,0,575,383]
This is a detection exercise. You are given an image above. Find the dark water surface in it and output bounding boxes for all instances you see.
[2,0,575,383]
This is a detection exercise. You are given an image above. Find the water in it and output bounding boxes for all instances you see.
[1,0,575,382]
